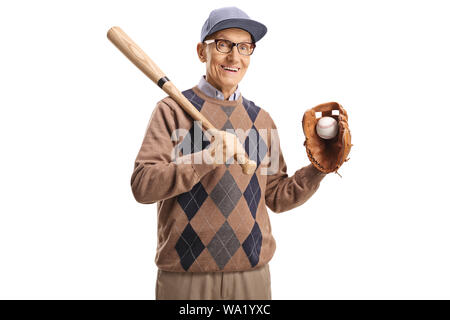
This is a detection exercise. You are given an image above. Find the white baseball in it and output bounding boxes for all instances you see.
[316,116,338,140]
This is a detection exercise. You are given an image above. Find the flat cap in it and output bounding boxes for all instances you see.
[200,7,267,43]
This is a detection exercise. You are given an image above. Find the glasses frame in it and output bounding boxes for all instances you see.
[203,39,256,56]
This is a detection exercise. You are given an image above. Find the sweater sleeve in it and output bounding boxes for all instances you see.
[131,100,217,204]
[264,113,327,213]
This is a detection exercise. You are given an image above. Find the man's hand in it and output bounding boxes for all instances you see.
[206,129,247,166]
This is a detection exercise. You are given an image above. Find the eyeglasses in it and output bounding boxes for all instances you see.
[203,39,256,56]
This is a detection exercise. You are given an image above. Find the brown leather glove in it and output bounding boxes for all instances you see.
[302,102,352,175]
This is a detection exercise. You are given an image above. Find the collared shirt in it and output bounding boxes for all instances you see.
[197,75,241,101]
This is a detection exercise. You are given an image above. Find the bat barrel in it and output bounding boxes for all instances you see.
[107,26,166,84]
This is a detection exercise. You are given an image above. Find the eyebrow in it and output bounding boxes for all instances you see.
[216,37,253,43]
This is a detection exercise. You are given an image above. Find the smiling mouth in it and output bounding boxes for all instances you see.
[220,65,240,72]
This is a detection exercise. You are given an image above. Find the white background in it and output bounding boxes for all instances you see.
[1,0,449,299]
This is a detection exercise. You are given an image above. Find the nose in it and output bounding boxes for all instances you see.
[227,45,240,61]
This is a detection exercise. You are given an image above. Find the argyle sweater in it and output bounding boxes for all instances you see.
[131,86,326,272]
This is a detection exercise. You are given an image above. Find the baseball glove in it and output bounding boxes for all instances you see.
[302,102,352,175]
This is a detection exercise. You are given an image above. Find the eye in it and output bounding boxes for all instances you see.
[217,40,230,48]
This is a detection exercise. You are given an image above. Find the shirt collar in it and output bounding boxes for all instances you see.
[197,75,241,101]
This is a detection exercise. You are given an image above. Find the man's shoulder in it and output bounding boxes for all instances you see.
[156,87,203,112]
[242,96,263,110]
[241,95,272,123]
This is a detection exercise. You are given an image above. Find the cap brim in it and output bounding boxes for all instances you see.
[204,18,267,43]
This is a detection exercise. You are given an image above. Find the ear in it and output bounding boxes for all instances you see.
[196,42,207,63]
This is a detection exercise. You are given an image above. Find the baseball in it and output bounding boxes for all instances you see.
[316,116,338,139]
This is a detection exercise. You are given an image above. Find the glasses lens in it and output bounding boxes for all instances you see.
[216,40,232,53]
[237,43,254,56]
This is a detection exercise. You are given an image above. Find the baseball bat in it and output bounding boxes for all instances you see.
[107,26,256,175]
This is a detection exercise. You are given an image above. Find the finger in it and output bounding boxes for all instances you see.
[235,152,246,165]
[205,128,219,141]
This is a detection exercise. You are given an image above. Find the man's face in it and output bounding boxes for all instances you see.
[197,28,252,95]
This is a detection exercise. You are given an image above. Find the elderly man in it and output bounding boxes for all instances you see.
[131,7,327,300]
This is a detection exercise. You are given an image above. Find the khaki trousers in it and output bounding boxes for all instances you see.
[156,264,271,300]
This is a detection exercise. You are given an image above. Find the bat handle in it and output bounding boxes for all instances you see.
[237,155,257,175]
